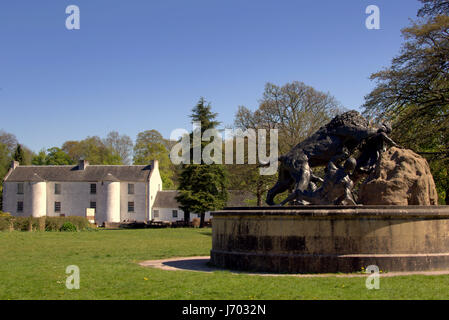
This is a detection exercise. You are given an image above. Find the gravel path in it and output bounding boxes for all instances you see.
[138,256,449,277]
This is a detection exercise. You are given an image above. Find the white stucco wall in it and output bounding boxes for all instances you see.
[152,207,211,222]
[2,181,32,217]
[30,181,46,217]
[46,182,95,218]
[148,161,163,220]
[3,180,152,225]
[120,182,147,222]
[104,181,120,223]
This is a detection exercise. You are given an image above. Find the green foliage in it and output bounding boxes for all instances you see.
[60,222,77,232]
[231,81,342,205]
[62,136,122,165]
[177,164,228,214]
[103,131,133,165]
[177,98,228,226]
[363,5,449,203]
[13,144,25,165]
[0,216,91,232]
[418,0,449,17]
[32,147,75,165]
[133,130,175,189]
[0,142,11,210]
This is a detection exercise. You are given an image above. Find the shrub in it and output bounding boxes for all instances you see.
[0,215,14,231]
[60,222,77,232]
[0,215,93,232]
[0,211,11,217]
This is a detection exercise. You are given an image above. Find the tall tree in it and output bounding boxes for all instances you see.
[0,142,11,211]
[32,147,75,165]
[236,82,344,155]
[62,136,121,165]
[232,81,343,204]
[176,98,228,227]
[418,0,449,17]
[13,145,25,165]
[0,130,18,154]
[363,2,449,203]
[103,131,133,165]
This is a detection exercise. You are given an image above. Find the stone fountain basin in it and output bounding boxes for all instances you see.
[210,206,449,273]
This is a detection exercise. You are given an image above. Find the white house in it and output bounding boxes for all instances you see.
[151,189,254,223]
[2,159,162,225]
[2,159,254,225]
[151,190,211,222]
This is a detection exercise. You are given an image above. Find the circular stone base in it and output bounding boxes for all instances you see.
[210,206,449,274]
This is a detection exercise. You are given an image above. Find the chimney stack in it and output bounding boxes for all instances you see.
[79,159,89,170]
[151,160,159,170]
[11,161,19,170]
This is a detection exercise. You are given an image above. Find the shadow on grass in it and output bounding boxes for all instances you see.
[199,230,212,237]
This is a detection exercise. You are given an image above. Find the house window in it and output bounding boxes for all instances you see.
[17,201,23,212]
[55,184,61,195]
[128,202,134,212]
[54,202,61,213]
[90,202,96,210]
[128,184,134,195]
[90,183,96,194]
[17,183,24,195]
[172,210,178,218]
[153,210,159,218]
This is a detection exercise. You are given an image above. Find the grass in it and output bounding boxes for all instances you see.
[1,228,449,299]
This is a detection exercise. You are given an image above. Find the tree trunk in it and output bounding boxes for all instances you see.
[184,210,190,227]
[200,213,205,228]
[446,188,449,205]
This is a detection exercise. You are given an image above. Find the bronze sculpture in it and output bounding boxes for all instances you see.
[266,110,399,206]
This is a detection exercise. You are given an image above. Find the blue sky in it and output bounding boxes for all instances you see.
[0,0,421,152]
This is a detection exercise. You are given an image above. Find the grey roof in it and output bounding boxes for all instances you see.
[4,164,154,182]
[153,190,255,209]
[153,190,182,208]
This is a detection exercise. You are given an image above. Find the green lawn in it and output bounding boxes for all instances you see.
[1,228,449,300]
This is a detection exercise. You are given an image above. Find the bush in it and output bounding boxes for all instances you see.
[0,211,11,217]
[0,215,93,232]
[60,222,77,232]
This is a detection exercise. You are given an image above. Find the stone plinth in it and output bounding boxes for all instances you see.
[210,206,449,273]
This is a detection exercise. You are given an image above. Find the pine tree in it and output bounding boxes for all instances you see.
[13,144,25,165]
[176,98,228,227]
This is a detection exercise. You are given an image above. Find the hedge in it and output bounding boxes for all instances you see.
[0,214,93,232]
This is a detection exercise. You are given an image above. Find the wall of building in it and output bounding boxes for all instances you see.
[148,162,163,221]
[3,181,32,217]
[3,180,152,225]
[119,181,147,222]
[152,207,211,222]
[45,182,95,218]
